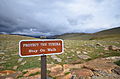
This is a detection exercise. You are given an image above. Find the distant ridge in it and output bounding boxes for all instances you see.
[55,27,120,40]
[95,27,120,35]
[0,27,120,40]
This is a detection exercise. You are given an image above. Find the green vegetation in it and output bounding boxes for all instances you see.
[17,71,28,78]
[0,27,120,72]
[0,34,39,71]
[29,72,40,76]
[64,72,70,75]
[114,60,120,66]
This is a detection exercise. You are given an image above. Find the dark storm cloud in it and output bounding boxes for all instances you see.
[0,0,120,35]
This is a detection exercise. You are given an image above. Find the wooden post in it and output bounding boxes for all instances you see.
[41,55,47,79]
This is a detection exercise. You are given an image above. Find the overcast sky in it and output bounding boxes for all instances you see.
[0,0,120,36]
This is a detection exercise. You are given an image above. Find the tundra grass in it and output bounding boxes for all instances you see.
[0,34,120,71]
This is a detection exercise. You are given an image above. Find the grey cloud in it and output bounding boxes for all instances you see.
[68,14,93,26]
[0,0,72,35]
[0,0,120,36]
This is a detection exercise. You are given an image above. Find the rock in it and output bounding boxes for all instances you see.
[23,68,41,77]
[0,70,16,75]
[51,55,58,59]
[63,64,71,73]
[67,56,72,59]
[64,53,67,55]
[82,51,88,54]
[65,46,69,48]
[20,61,26,65]
[93,70,109,76]
[20,74,41,79]
[1,56,5,60]
[104,45,120,51]
[76,48,79,50]
[110,45,120,51]
[38,58,41,60]
[65,60,68,63]
[71,75,76,79]
[93,71,101,76]
[104,47,109,50]
[0,66,4,69]
[91,73,120,79]
[105,56,120,62]
[18,58,23,63]
[5,77,14,79]
[83,58,118,73]
[0,71,21,79]
[71,69,94,78]
[0,52,5,55]
[70,59,85,64]
[63,64,84,73]
[71,49,75,52]
[78,55,91,60]
[11,53,17,56]
[51,55,62,62]
[96,43,102,46]
[57,73,72,79]
[76,51,81,54]
[79,76,91,79]
[56,58,62,62]
[13,66,18,70]
[48,64,63,77]
[49,70,64,77]
[112,67,120,75]
[48,64,62,72]
[50,62,54,64]
[99,52,104,56]
[0,61,6,64]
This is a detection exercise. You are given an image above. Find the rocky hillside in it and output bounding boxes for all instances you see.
[0,31,120,79]
[56,27,120,40]
[95,27,120,35]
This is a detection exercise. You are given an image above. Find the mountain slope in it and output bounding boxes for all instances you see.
[0,33,120,79]
[56,27,120,40]
[90,27,120,40]
[95,27,120,35]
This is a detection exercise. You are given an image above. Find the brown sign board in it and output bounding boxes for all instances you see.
[19,39,64,57]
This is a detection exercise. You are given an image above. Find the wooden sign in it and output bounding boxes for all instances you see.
[19,39,64,57]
